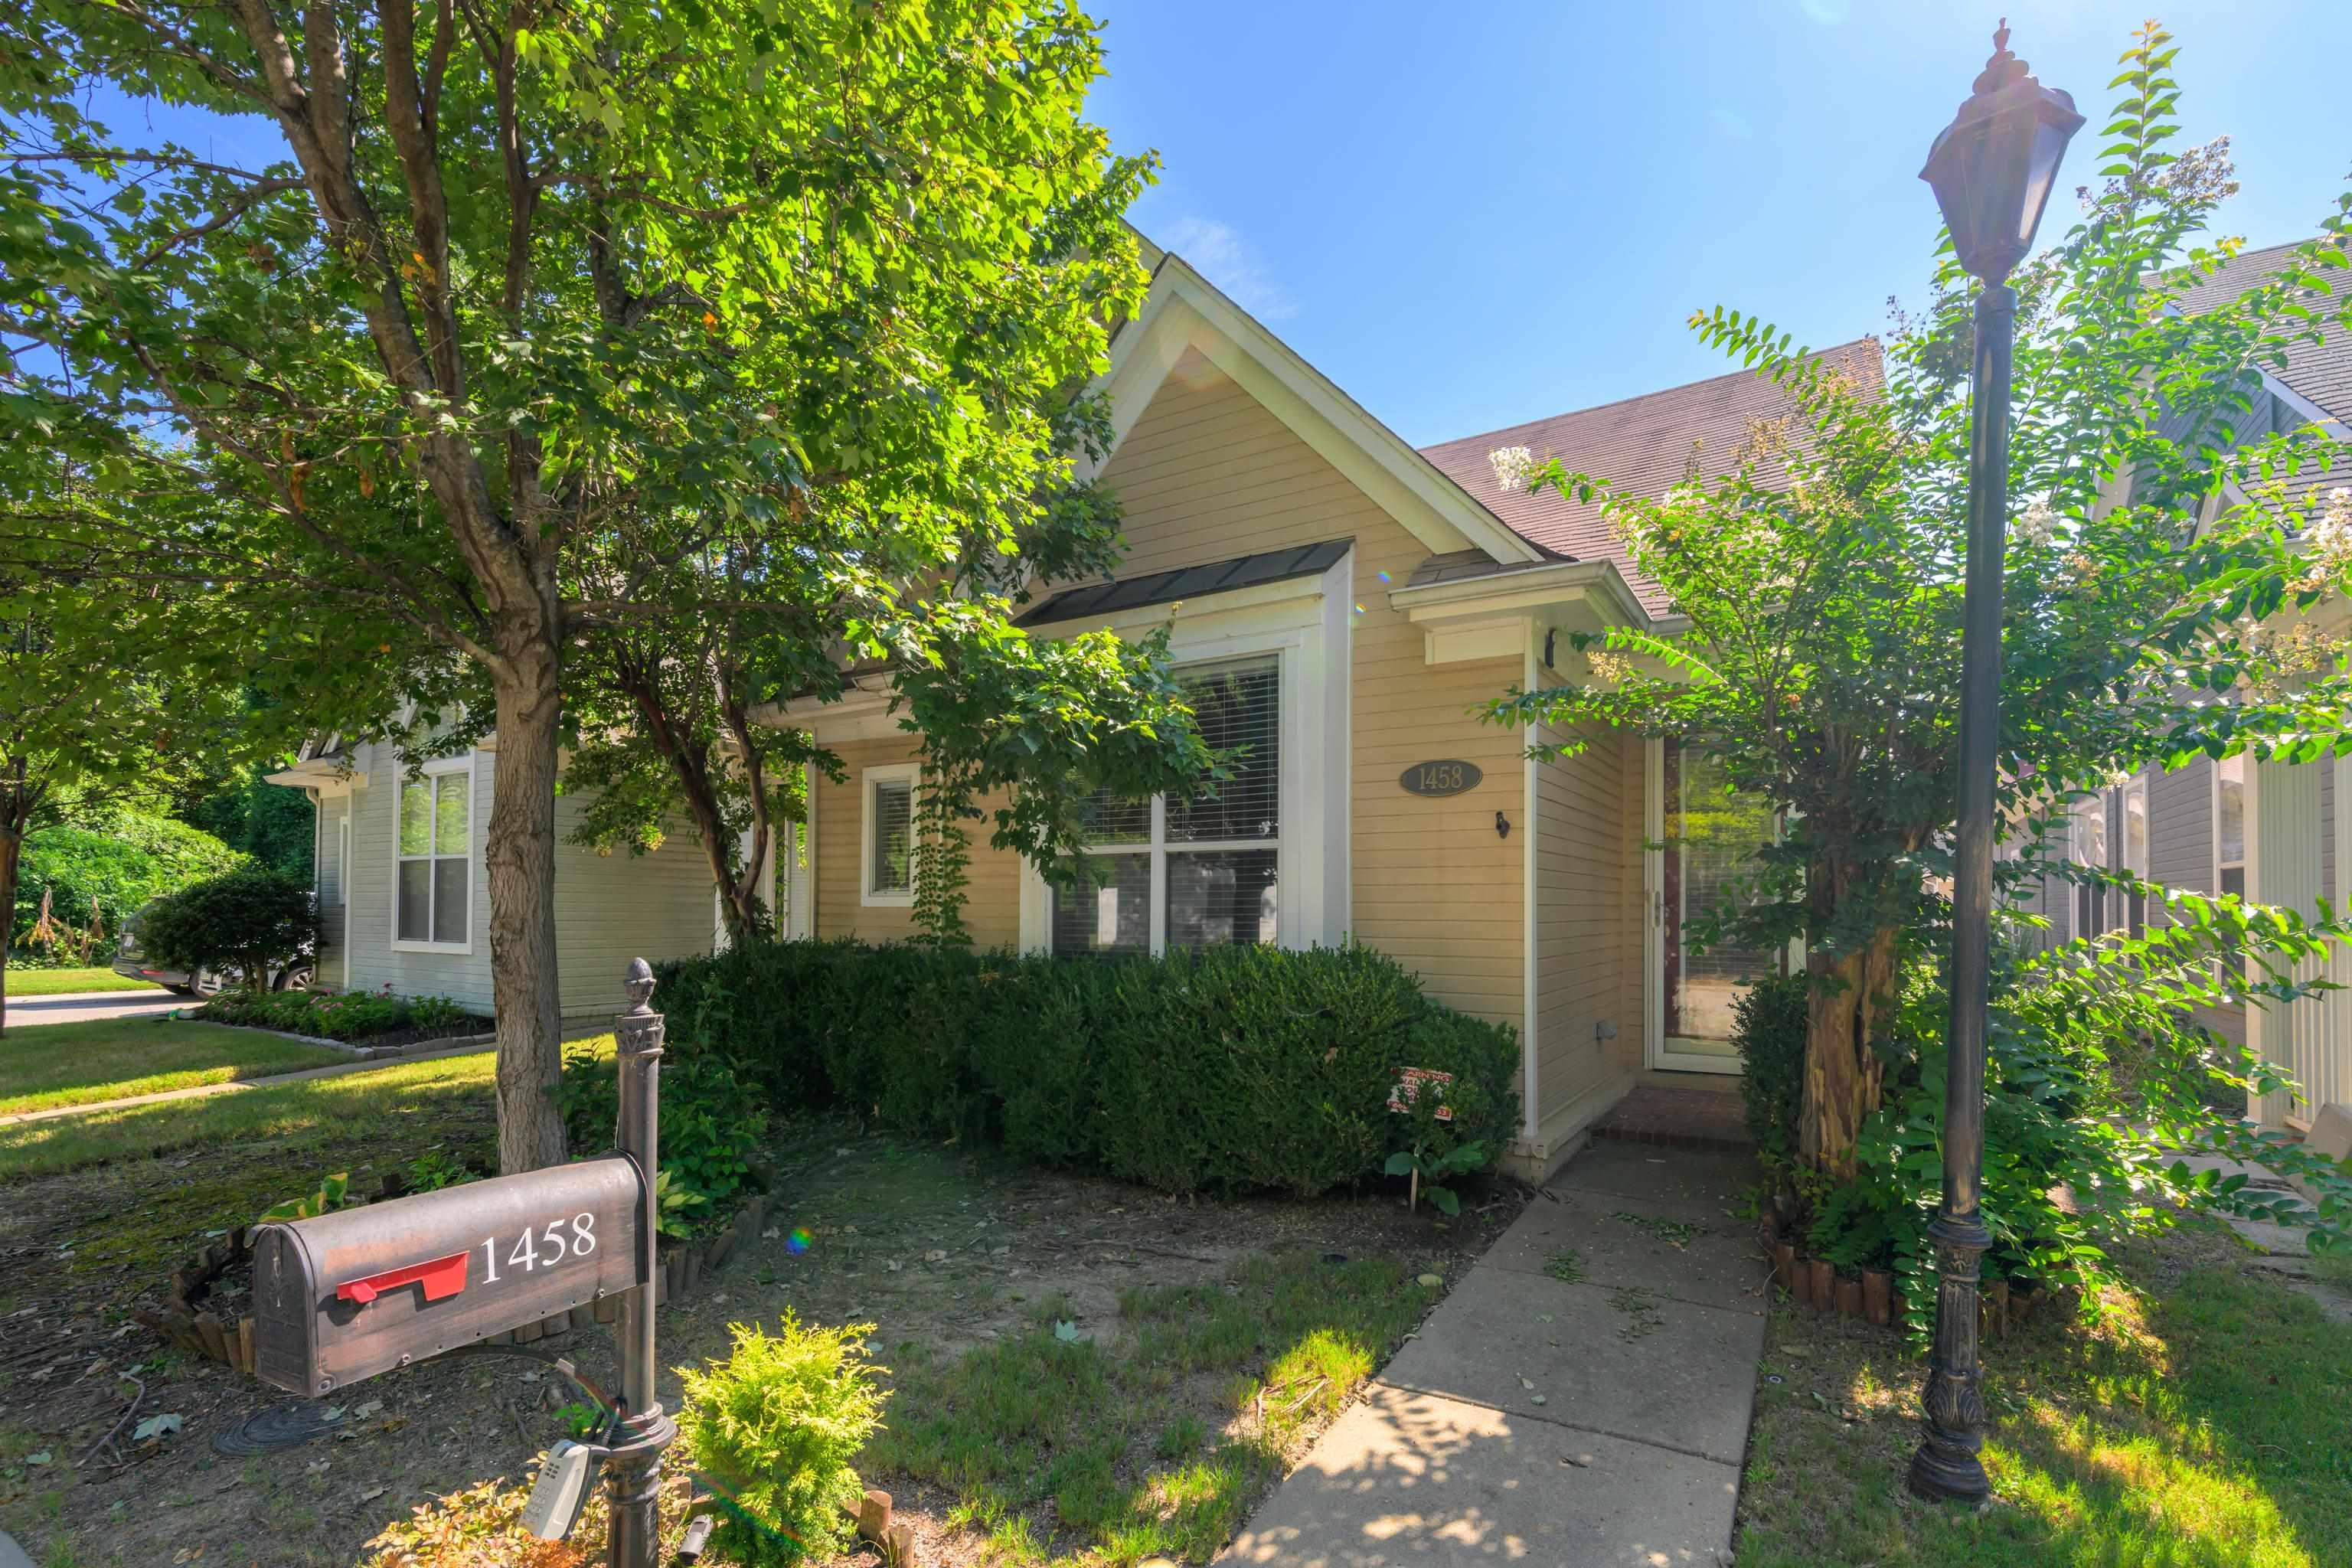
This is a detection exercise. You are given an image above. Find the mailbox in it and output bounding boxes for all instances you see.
[252,1153,648,1396]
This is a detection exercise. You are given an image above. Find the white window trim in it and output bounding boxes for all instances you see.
[1018,550,1351,953]
[390,751,477,956]
[861,763,920,908]
[1044,653,1285,958]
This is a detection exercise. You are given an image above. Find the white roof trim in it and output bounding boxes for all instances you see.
[1093,255,1544,568]
[1387,557,1652,630]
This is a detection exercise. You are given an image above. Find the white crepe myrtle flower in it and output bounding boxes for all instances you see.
[1488,446,1537,492]
[2015,501,2059,548]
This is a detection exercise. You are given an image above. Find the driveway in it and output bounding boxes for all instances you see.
[4,989,185,1027]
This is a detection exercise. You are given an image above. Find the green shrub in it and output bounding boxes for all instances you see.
[200,987,482,1042]
[1730,972,1808,1161]
[11,813,244,961]
[554,1043,767,1232]
[138,867,318,987]
[677,1314,888,1564]
[653,938,1521,1199]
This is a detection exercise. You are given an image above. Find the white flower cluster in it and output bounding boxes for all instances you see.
[2015,500,2059,548]
[2312,487,2352,557]
[1488,446,1537,492]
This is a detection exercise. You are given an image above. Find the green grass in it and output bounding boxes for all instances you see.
[3,966,162,996]
[0,1017,346,1117]
[1736,1226,2352,1567]
[0,1037,591,1181]
[861,1252,1444,1566]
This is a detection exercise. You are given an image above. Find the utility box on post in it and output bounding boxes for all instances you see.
[250,1152,648,1397]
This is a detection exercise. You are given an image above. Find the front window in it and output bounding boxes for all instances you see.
[861,764,919,906]
[397,764,472,946]
[1053,657,1281,956]
[2216,754,2246,899]
[2071,791,2109,939]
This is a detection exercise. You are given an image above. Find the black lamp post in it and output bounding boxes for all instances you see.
[1908,20,2082,1507]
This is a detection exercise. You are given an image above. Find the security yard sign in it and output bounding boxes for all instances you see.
[1387,1066,1455,1121]
[251,1152,648,1396]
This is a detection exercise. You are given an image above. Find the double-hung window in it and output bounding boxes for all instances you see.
[2216,755,2247,900]
[2071,792,2109,940]
[1052,656,1281,956]
[395,758,472,949]
[861,763,919,907]
[2117,777,2148,938]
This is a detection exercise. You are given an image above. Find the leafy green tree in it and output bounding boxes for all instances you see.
[2,0,1203,1168]
[0,459,234,1027]
[1490,24,2352,1181]
[184,763,315,879]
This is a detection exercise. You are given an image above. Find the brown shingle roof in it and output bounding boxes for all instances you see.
[1416,341,1884,613]
[2159,238,2352,511]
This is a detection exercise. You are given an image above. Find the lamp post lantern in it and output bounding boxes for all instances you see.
[1909,19,2082,1508]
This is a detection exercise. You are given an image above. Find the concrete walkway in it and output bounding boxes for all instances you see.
[1221,1142,1766,1567]
[5,988,183,1026]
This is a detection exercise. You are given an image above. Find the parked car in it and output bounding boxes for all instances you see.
[112,900,314,997]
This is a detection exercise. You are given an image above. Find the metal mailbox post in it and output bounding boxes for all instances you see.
[249,959,678,1568]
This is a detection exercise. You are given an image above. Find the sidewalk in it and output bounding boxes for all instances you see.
[1220,1142,1766,1566]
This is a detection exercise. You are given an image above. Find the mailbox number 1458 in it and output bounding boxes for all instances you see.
[481,1212,598,1282]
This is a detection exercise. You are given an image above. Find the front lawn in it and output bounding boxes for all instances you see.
[1736,1220,2352,1567]
[1,1077,1508,1568]
[3,965,162,996]
[0,1031,525,1178]
[868,1253,1439,1563]
[0,1016,346,1119]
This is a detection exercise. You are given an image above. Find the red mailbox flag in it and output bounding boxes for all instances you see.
[336,1250,470,1306]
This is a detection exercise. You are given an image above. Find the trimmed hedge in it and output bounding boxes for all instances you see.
[654,939,1519,1199]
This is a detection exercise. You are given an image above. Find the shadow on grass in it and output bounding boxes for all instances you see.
[1737,1237,2352,1568]
[861,1251,1438,1566]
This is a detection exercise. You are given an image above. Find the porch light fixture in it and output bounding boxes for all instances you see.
[1908,20,2082,1509]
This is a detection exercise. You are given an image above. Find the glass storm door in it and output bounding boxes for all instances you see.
[1646,738,1780,1073]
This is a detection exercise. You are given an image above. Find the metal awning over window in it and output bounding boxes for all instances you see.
[1017,540,1351,627]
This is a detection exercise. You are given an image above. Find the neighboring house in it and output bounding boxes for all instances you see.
[2031,239,2352,1132]
[266,737,733,1021]
[769,231,1880,1180]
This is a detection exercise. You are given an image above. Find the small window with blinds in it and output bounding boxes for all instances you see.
[1053,655,1282,956]
[861,765,919,906]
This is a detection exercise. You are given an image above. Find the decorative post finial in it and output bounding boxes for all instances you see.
[1972,17,2027,94]
[622,956,657,1016]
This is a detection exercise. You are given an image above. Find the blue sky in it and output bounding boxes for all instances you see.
[1086,2,2352,446]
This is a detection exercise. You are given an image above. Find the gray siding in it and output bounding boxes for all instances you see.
[338,739,716,1019]
[2148,756,2214,904]
[315,795,350,991]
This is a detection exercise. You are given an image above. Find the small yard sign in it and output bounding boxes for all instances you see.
[1399,760,1482,797]
[1388,1066,1454,1121]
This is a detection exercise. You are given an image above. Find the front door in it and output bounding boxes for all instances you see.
[1646,738,1779,1073]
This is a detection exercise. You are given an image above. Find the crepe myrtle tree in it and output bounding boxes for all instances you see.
[1487,24,2352,1181]
[2,0,1166,1171]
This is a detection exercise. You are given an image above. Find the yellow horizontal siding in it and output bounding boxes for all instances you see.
[813,737,1022,949]
[1102,351,1523,1027]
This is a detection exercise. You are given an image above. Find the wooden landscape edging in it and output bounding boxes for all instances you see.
[134,1181,775,1376]
[1758,1215,2050,1338]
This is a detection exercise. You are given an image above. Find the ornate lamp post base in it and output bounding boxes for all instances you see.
[1906,1212,1992,1503]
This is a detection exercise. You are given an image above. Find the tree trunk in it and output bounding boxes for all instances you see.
[0,826,19,1038]
[485,636,568,1174]
[1799,882,1900,1180]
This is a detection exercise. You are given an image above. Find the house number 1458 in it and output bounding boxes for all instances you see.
[481,1212,598,1282]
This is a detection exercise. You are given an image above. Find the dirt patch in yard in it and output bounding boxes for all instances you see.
[1,1120,1522,1566]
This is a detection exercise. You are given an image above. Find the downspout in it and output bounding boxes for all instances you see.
[1523,629,1541,1145]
